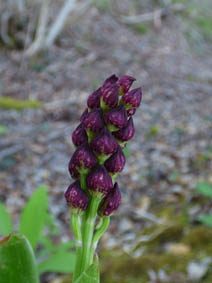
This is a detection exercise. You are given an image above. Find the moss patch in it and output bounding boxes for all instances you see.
[0,97,42,111]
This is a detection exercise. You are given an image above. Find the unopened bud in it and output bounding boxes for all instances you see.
[86,165,113,197]
[72,123,88,147]
[69,143,98,178]
[64,180,89,214]
[113,117,134,142]
[122,87,142,109]
[98,182,121,216]
[118,75,136,94]
[105,105,128,131]
[104,146,125,175]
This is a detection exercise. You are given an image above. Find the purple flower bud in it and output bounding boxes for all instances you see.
[127,108,136,116]
[87,88,101,109]
[105,105,128,130]
[118,75,136,94]
[122,87,142,109]
[86,165,113,197]
[98,182,121,216]
[113,117,135,142]
[72,123,88,147]
[64,180,89,213]
[90,127,118,156]
[82,108,104,133]
[104,74,119,85]
[101,82,119,108]
[104,146,125,174]
[69,143,98,178]
[80,108,88,123]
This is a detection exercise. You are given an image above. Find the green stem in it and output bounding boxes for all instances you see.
[90,216,110,265]
[70,213,82,281]
[80,196,101,274]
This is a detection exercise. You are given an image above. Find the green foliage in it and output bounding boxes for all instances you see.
[198,215,212,228]
[0,96,42,111]
[146,125,159,138]
[0,234,39,283]
[129,23,148,35]
[195,182,212,228]
[0,202,13,235]
[195,182,212,198]
[123,144,131,158]
[38,251,76,274]
[0,125,8,135]
[0,185,76,279]
[19,185,48,249]
[92,0,112,12]
[75,255,100,283]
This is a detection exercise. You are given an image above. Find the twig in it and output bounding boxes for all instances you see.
[120,4,185,24]
[45,0,77,48]
[25,0,50,56]
[0,144,25,161]
[0,12,12,46]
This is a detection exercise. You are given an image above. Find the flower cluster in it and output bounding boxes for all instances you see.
[65,74,142,216]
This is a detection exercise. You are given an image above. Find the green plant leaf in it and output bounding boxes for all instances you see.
[195,182,212,197]
[37,251,76,274]
[75,255,100,283]
[37,236,74,260]
[123,145,131,158]
[198,214,212,227]
[19,185,48,249]
[0,202,13,235]
[0,234,39,283]
[0,125,8,135]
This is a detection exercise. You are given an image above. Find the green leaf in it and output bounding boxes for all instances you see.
[37,251,76,274]
[195,182,212,197]
[75,255,100,283]
[0,234,39,283]
[37,236,74,259]
[0,202,13,235]
[0,125,8,135]
[198,214,212,227]
[123,145,131,158]
[19,185,48,249]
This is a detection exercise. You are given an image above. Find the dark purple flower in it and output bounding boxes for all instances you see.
[86,165,113,196]
[72,123,88,147]
[122,87,142,109]
[105,105,128,130]
[104,74,119,85]
[101,83,119,108]
[87,88,101,109]
[118,75,136,94]
[98,182,121,216]
[113,117,135,142]
[127,108,136,116]
[82,108,104,133]
[64,180,89,213]
[69,143,98,178]
[104,146,125,174]
[80,108,88,123]
[90,127,118,156]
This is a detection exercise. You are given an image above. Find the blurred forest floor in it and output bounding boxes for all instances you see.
[0,0,212,282]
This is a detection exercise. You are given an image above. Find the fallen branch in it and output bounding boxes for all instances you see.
[45,0,77,48]
[120,3,185,25]
[25,0,50,57]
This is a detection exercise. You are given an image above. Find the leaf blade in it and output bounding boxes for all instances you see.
[0,202,13,235]
[37,251,76,274]
[19,185,48,249]
[75,255,100,283]
[0,234,39,283]
[195,182,212,197]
